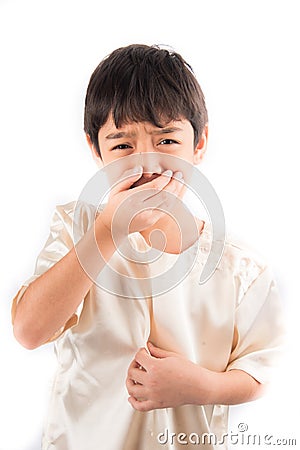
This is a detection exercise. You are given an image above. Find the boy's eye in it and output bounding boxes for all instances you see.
[159,139,178,145]
[112,144,132,150]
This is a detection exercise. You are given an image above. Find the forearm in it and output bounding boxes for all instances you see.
[13,217,119,349]
[190,366,265,406]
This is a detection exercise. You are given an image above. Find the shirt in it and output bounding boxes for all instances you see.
[12,201,284,450]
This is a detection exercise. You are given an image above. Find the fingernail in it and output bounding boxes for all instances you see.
[173,171,183,180]
[131,165,143,174]
[162,169,173,177]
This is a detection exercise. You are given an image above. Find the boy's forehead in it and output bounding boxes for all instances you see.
[100,114,190,137]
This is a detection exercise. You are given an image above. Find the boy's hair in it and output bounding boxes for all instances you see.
[84,44,208,157]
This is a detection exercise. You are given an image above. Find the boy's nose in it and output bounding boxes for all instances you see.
[137,151,163,175]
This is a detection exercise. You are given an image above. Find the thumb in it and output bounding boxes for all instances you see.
[112,166,143,194]
[147,342,173,359]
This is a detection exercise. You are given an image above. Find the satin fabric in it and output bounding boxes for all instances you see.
[12,201,284,450]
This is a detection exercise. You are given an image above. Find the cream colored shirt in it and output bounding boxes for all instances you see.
[12,201,284,450]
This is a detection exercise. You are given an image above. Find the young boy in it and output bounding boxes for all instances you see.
[12,44,284,450]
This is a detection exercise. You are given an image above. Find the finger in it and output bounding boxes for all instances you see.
[126,377,136,392]
[111,166,143,194]
[173,171,184,182]
[134,347,153,371]
[161,171,185,198]
[127,366,147,385]
[141,171,184,206]
[128,396,155,412]
[127,358,141,371]
[128,209,167,234]
[126,378,146,397]
[147,342,174,359]
[133,170,173,196]
[142,188,178,211]
[119,170,183,209]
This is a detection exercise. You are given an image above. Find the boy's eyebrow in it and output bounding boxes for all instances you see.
[105,127,183,140]
[151,127,183,135]
[105,131,135,140]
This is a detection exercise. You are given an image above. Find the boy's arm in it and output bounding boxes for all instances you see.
[13,168,183,349]
[13,217,117,349]
[126,344,264,412]
[126,266,284,411]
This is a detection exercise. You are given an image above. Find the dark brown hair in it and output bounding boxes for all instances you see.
[84,44,208,157]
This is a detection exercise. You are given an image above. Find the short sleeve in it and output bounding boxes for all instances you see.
[226,265,285,384]
[11,201,80,341]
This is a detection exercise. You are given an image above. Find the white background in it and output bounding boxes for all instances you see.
[0,0,299,448]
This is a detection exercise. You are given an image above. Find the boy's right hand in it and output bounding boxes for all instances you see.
[97,165,184,240]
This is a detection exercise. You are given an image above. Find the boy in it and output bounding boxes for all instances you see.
[12,44,284,450]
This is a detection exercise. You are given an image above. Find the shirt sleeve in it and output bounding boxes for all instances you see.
[11,201,82,342]
[226,265,286,384]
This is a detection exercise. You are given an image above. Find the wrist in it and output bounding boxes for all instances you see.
[189,365,221,406]
[95,214,126,248]
[190,367,263,406]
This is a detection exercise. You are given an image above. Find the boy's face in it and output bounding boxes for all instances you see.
[87,115,207,186]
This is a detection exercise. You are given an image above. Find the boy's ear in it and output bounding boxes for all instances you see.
[85,134,103,167]
[193,124,208,165]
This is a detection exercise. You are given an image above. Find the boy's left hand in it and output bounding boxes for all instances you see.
[126,342,209,412]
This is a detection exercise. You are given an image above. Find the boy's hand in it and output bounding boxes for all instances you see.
[126,343,264,411]
[97,167,184,240]
[126,342,211,412]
